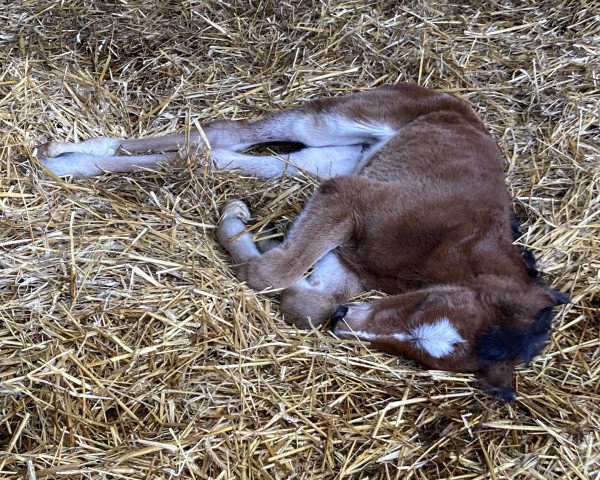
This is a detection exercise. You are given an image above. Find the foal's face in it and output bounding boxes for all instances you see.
[330,287,483,370]
[330,285,561,401]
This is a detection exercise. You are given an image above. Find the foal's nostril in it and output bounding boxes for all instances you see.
[329,305,349,328]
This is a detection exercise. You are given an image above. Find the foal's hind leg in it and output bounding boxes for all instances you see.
[216,200,363,328]
[36,86,419,179]
[37,85,473,179]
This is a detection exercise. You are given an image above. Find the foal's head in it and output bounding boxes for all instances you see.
[330,282,567,401]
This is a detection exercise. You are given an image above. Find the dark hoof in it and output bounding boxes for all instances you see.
[329,305,349,329]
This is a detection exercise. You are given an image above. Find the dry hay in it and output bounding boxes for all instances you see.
[0,0,598,478]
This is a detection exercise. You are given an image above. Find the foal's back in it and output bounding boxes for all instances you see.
[336,89,523,293]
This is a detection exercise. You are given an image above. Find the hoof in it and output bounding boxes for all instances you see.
[37,152,103,178]
[219,199,251,223]
[37,141,67,158]
[35,137,120,158]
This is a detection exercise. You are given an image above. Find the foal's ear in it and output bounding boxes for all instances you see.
[475,285,564,366]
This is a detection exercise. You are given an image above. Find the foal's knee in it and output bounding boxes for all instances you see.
[280,287,337,329]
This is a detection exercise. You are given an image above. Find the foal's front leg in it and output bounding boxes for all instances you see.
[216,200,261,265]
[216,198,363,328]
[234,179,357,291]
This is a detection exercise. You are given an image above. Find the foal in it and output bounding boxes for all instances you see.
[38,84,567,400]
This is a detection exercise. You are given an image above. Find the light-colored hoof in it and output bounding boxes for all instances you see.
[36,137,120,158]
[219,199,251,223]
[37,141,66,158]
[38,152,104,178]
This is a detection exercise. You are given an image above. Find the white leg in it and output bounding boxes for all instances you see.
[37,133,207,158]
[211,145,363,179]
[216,200,260,265]
[38,152,176,178]
[203,113,396,151]
[36,88,404,178]
[38,142,364,179]
[38,137,122,157]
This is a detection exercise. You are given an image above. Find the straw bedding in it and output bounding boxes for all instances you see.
[1,0,598,478]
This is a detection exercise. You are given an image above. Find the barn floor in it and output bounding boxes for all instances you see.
[1,1,598,479]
